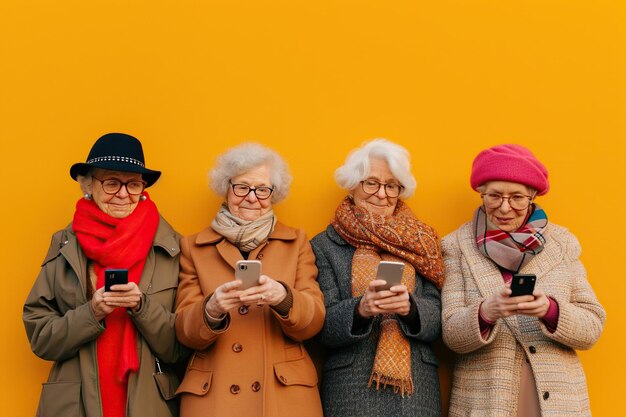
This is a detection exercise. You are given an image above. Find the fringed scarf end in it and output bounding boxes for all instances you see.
[368,372,414,398]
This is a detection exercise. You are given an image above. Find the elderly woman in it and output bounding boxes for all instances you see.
[174,143,325,417]
[310,139,445,417]
[442,144,606,416]
[23,133,187,417]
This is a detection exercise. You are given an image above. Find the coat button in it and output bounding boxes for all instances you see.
[279,375,287,383]
[251,381,261,392]
[202,382,209,391]
[238,305,249,315]
[543,391,550,400]
[258,253,264,259]
[230,384,240,394]
[232,343,243,353]
[529,346,537,354]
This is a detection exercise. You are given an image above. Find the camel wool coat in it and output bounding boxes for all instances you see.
[442,222,605,417]
[175,221,325,417]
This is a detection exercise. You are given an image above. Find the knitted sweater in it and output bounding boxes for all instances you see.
[442,222,605,417]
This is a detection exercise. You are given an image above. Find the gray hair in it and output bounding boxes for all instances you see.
[209,143,292,203]
[334,139,416,198]
[76,169,94,195]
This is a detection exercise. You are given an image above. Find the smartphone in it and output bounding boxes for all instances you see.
[235,260,262,290]
[510,273,536,297]
[104,269,128,292]
[375,261,405,291]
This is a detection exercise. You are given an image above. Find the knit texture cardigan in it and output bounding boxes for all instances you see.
[441,222,605,417]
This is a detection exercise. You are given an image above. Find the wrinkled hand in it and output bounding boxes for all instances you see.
[92,282,143,321]
[104,282,142,310]
[205,280,245,318]
[515,289,551,318]
[358,280,411,318]
[91,287,117,322]
[479,285,535,322]
[238,275,287,307]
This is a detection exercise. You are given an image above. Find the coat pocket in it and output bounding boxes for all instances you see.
[175,369,213,396]
[419,346,439,367]
[274,357,318,387]
[38,381,82,417]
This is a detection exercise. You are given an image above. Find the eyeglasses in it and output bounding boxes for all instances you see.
[360,179,404,198]
[481,193,533,210]
[230,182,274,200]
[93,177,146,196]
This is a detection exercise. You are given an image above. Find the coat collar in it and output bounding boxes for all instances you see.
[54,216,179,266]
[325,224,350,246]
[194,220,297,245]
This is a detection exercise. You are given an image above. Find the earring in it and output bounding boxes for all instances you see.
[83,193,92,200]
[139,195,147,201]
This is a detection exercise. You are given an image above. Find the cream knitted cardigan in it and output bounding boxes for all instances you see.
[441,222,605,417]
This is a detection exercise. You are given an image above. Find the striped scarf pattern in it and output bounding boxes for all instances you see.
[474,203,548,272]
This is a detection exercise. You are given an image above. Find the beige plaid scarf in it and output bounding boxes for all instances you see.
[211,204,276,251]
[332,197,444,396]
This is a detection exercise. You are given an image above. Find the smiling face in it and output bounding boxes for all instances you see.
[89,168,143,219]
[351,158,400,217]
[226,164,274,221]
[482,181,534,232]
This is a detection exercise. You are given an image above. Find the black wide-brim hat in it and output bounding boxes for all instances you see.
[70,133,161,187]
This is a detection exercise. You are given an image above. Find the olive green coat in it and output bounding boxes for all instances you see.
[23,217,188,417]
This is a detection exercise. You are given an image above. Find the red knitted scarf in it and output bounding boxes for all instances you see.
[73,194,159,417]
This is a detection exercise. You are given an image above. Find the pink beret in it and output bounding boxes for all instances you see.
[470,144,549,195]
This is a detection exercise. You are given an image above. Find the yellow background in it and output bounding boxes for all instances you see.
[2,1,624,415]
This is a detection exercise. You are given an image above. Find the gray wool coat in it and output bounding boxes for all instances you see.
[310,225,442,417]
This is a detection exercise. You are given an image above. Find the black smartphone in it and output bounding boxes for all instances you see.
[510,273,536,297]
[374,261,405,292]
[104,269,128,292]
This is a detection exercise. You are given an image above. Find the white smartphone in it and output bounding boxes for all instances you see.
[235,260,262,290]
[374,261,405,291]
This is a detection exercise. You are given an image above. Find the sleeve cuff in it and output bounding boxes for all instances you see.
[271,282,293,317]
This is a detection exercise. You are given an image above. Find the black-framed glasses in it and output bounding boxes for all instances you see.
[360,179,403,198]
[93,177,146,196]
[481,193,533,210]
[230,182,274,200]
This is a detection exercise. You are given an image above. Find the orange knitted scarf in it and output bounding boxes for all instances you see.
[332,197,444,396]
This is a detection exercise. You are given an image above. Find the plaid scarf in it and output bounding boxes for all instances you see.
[332,197,444,396]
[474,203,548,272]
[211,204,276,251]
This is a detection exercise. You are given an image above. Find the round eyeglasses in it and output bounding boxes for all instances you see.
[93,177,146,196]
[360,179,403,198]
[230,182,274,200]
[481,193,533,210]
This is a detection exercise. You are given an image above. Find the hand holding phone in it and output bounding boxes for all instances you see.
[510,273,536,297]
[374,261,405,292]
[104,269,128,292]
[235,260,262,290]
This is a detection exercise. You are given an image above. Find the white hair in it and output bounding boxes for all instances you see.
[209,143,292,203]
[334,139,416,198]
